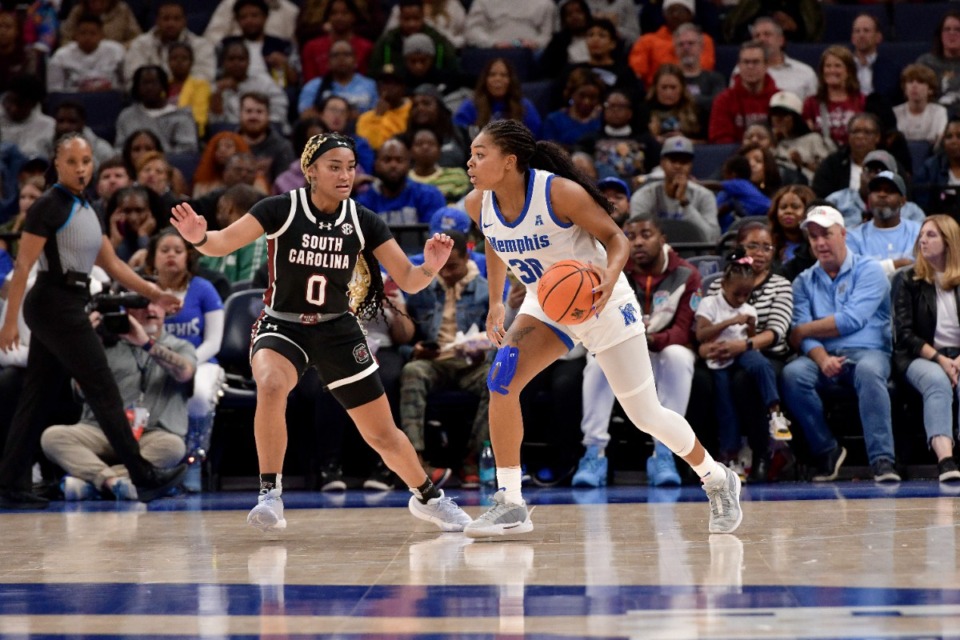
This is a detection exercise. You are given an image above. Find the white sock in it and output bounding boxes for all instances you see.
[496,466,523,504]
[692,453,726,484]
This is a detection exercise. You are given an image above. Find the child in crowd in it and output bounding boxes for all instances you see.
[714,156,771,231]
[696,249,792,474]
[46,13,124,92]
[894,64,949,147]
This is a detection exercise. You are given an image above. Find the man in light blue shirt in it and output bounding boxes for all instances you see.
[826,150,925,228]
[781,205,899,484]
[846,171,922,276]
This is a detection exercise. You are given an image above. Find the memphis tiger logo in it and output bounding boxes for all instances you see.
[619,302,638,326]
[353,343,370,364]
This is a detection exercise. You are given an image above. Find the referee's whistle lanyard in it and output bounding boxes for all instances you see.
[53,183,91,208]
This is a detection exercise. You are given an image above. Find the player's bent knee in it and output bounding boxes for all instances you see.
[487,345,520,395]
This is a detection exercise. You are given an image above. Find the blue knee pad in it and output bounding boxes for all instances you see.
[487,346,519,395]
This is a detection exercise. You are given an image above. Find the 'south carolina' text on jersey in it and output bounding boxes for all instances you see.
[288,233,350,268]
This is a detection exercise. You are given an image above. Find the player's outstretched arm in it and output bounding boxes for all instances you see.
[170,202,265,257]
[374,233,453,294]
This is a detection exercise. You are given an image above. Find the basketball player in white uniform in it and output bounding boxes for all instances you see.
[462,120,743,538]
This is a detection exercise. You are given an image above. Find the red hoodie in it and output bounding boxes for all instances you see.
[707,74,779,144]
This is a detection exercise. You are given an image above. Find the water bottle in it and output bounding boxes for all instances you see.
[479,440,496,488]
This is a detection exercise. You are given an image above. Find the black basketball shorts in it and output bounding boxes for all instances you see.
[251,312,384,409]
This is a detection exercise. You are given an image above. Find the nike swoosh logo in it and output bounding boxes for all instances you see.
[482,222,494,228]
[502,522,521,529]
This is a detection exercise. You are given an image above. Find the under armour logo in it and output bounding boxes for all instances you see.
[318,222,333,230]
[264,323,278,331]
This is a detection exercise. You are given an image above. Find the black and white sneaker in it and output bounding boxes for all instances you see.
[938,457,960,482]
[363,460,397,491]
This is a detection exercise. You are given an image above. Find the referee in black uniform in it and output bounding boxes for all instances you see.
[0,134,187,507]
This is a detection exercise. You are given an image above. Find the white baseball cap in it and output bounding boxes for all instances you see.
[800,205,845,231]
[769,91,803,116]
[663,0,695,16]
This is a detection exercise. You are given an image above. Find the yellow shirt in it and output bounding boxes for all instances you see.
[356,99,411,150]
[178,76,211,137]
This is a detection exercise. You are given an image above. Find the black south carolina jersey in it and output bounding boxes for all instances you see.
[249,189,393,315]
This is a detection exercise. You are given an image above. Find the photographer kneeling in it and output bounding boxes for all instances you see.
[41,295,197,500]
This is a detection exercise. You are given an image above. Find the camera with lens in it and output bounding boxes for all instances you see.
[89,291,151,335]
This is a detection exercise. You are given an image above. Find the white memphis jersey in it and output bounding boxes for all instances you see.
[480,169,607,291]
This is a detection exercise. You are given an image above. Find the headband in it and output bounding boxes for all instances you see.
[300,133,356,175]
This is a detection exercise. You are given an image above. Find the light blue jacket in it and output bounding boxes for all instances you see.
[792,250,891,355]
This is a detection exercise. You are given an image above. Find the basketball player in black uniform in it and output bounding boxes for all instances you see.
[170,132,472,532]
[0,134,187,507]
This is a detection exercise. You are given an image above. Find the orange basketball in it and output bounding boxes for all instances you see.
[537,260,601,325]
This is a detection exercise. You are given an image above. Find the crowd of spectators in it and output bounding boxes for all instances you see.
[3,0,960,495]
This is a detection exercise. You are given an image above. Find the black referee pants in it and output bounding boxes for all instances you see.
[0,278,155,490]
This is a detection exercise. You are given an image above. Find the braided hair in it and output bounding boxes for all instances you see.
[480,119,614,215]
[299,131,389,322]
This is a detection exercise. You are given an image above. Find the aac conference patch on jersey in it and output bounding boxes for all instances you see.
[353,343,371,364]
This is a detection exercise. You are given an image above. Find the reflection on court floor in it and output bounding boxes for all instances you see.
[1,484,958,639]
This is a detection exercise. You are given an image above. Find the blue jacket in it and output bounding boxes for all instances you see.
[792,250,891,355]
[406,269,489,342]
[0,142,26,224]
[356,178,446,225]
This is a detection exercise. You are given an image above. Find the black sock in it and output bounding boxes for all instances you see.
[416,477,441,503]
[260,473,279,493]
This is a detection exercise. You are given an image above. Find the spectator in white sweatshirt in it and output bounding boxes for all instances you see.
[47,13,124,92]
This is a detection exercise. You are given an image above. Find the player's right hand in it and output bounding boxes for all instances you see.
[170,203,208,245]
[486,302,506,347]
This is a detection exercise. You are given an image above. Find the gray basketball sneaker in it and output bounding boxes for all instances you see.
[464,491,533,539]
[408,490,472,532]
[247,488,287,532]
[703,464,743,534]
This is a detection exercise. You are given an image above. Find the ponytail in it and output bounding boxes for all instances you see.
[481,119,613,215]
[530,140,614,215]
[723,245,755,282]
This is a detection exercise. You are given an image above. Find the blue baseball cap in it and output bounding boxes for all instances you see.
[428,207,473,234]
[597,176,631,199]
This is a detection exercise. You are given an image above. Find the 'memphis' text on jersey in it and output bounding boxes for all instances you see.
[485,233,551,256]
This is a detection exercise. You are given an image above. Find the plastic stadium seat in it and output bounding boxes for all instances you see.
[700,271,722,294]
[714,44,739,80]
[46,91,125,145]
[687,254,723,278]
[787,43,830,70]
[166,151,201,193]
[822,4,889,44]
[907,140,933,177]
[460,47,536,82]
[692,143,738,180]
[893,2,952,43]
[521,80,554,119]
[658,218,709,243]
[216,289,265,410]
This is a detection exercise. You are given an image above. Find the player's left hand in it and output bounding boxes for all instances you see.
[589,263,617,317]
[422,233,454,274]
